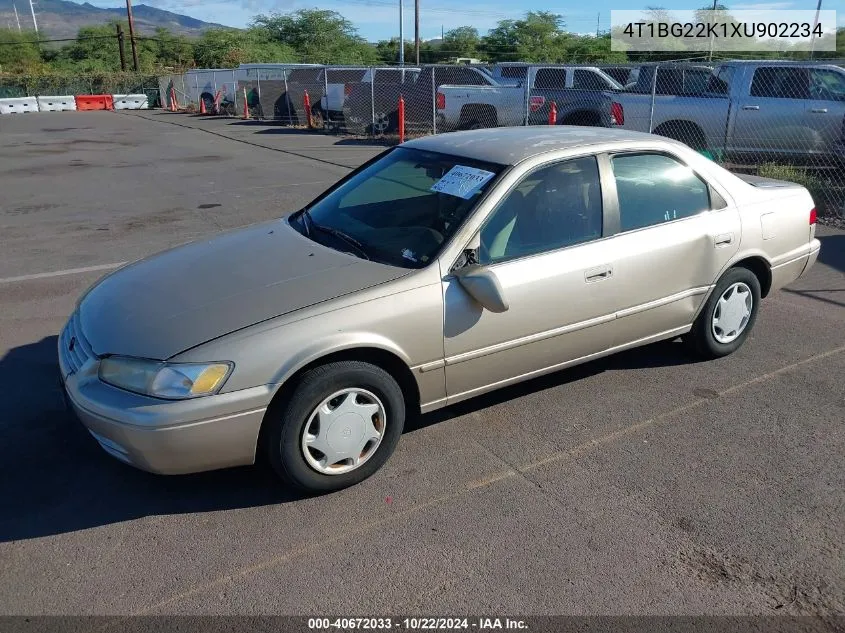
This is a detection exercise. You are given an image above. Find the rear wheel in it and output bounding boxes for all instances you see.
[265,361,405,493]
[684,267,761,359]
[654,121,707,152]
[371,111,398,135]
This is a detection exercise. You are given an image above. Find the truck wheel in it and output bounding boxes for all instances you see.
[371,111,398,135]
[654,121,707,152]
[265,361,406,493]
[684,266,761,359]
[561,111,601,127]
[460,120,484,130]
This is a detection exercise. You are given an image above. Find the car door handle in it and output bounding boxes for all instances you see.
[715,232,734,247]
[742,105,760,110]
[585,265,613,282]
[810,108,828,113]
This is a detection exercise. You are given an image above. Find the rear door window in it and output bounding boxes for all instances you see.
[750,67,810,99]
[611,153,711,232]
[533,68,567,90]
[573,70,608,91]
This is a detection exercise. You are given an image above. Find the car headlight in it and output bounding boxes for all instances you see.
[98,357,233,399]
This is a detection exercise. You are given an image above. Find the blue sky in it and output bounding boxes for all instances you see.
[75,0,843,42]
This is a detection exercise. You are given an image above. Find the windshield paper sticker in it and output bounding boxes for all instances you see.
[430,166,495,200]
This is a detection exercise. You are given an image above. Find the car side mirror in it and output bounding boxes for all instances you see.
[455,266,509,313]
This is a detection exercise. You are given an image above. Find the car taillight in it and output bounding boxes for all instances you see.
[344,83,353,96]
[810,207,817,225]
[529,96,545,112]
[611,102,624,126]
[436,92,445,109]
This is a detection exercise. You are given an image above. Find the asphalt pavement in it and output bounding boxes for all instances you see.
[0,111,843,621]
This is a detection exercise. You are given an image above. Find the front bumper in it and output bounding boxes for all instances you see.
[58,331,270,475]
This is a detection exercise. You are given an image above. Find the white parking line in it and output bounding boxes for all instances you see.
[0,262,126,284]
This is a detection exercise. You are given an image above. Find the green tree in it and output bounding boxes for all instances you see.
[142,27,194,69]
[251,9,379,64]
[442,26,480,58]
[482,12,566,62]
[53,24,127,72]
[0,29,43,73]
[375,37,414,64]
[192,28,296,67]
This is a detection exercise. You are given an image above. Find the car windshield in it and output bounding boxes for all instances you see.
[291,147,505,268]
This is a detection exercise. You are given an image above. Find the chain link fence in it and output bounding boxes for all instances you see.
[157,60,844,218]
[1,72,161,105]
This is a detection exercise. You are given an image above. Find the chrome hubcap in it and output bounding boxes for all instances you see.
[712,282,753,344]
[373,113,389,133]
[301,388,386,475]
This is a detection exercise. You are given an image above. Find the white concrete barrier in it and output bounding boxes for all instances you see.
[112,94,149,110]
[0,97,39,114]
[37,95,77,112]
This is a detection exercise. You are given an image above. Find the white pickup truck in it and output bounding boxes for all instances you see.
[436,66,623,130]
[611,61,845,164]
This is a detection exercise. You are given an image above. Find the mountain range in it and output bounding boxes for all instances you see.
[0,0,224,39]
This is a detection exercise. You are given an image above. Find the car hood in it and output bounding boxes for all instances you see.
[78,219,408,359]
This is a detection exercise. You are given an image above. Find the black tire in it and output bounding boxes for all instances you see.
[265,361,406,493]
[654,121,707,152]
[199,92,214,114]
[561,111,601,127]
[459,119,484,131]
[370,110,398,135]
[684,266,762,359]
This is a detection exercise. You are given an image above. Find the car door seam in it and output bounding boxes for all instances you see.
[443,286,711,367]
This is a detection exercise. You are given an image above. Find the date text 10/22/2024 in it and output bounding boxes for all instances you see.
[307,617,529,630]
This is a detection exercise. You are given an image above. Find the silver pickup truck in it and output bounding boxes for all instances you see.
[436,66,623,131]
[611,61,845,164]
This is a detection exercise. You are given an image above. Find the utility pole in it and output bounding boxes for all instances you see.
[596,12,600,37]
[125,0,139,71]
[116,23,127,71]
[414,0,420,65]
[707,0,717,62]
[398,0,404,65]
[809,0,822,59]
[27,0,37,33]
[13,4,21,32]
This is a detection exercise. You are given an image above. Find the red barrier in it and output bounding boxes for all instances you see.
[75,95,114,111]
[398,95,405,144]
[242,87,250,120]
[548,101,557,125]
[304,90,312,128]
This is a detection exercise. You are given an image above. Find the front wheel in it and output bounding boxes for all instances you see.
[684,266,761,359]
[265,361,406,493]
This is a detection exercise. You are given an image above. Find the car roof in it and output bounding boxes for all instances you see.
[403,127,667,166]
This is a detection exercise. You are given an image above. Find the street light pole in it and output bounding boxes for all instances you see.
[707,0,717,62]
[399,0,404,65]
[414,0,420,65]
[27,0,38,33]
[809,0,822,59]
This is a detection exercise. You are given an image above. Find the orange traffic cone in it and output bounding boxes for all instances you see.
[199,98,207,115]
[242,87,250,120]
